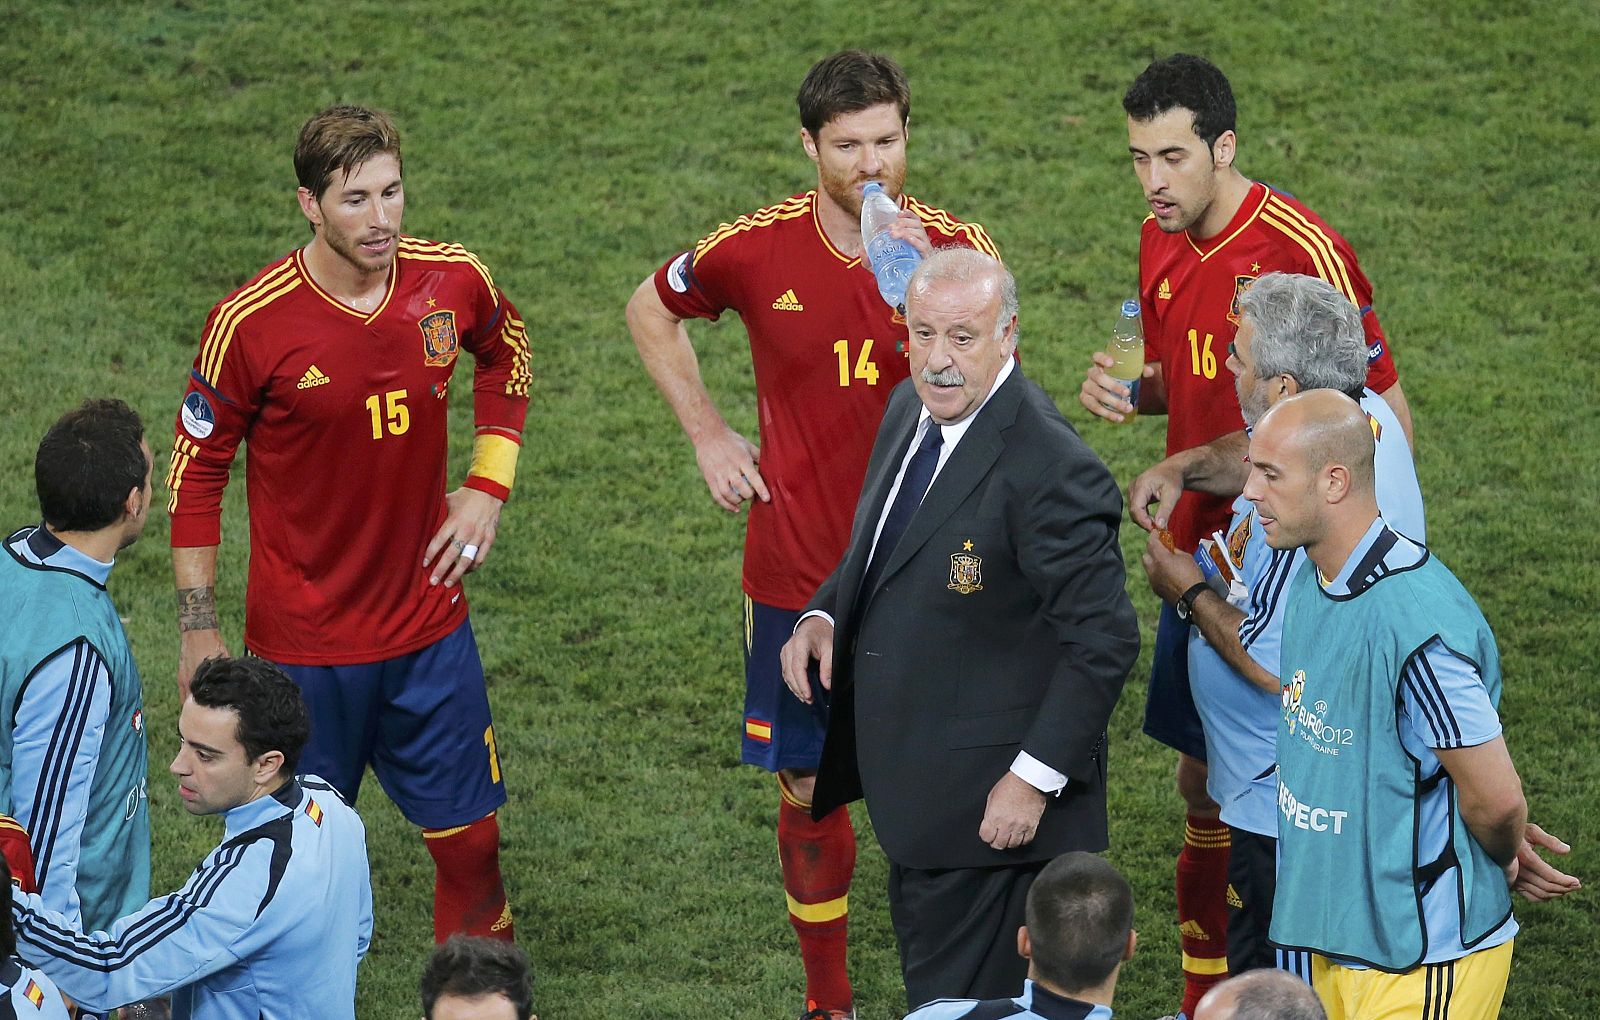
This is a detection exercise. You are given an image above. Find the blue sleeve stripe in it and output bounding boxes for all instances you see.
[27,642,103,895]
[1241,549,1295,649]
[18,842,253,969]
[1403,651,1462,747]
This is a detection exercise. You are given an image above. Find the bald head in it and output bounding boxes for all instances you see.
[1193,969,1326,1020]
[1256,390,1376,499]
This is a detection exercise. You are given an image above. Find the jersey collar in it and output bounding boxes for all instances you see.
[293,247,399,324]
[1186,180,1268,262]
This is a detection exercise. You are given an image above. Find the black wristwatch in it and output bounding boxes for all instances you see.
[1175,582,1212,621]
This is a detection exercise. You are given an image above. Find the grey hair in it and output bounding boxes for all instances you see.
[907,246,1018,343]
[1223,969,1327,1020]
[1238,272,1365,396]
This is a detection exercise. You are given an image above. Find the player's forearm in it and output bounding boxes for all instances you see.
[1438,737,1528,867]
[1190,591,1279,694]
[1179,431,1252,496]
[626,280,728,444]
[173,546,220,634]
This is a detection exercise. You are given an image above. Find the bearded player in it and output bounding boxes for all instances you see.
[167,105,529,943]
[626,51,997,1020]
[1077,55,1414,1017]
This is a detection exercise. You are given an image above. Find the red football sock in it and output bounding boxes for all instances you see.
[777,774,854,1014]
[423,812,514,943]
[1177,815,1230,1016]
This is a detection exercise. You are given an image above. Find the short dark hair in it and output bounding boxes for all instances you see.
[190,657,312,776]
[35,399,147,533]
[1024,852,1134,995]
[1122,53,1237,150]
[797,50,910,139]
[0,857,15,959]
[294,104,403,202]
[421,936,534,1020]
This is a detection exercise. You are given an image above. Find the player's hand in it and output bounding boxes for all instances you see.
[1142,528,1205,606]
[424,487,505,588]
[1508,822,1581,902]
[980,771,1048,850]
[779,615,833,705]
[886,209,935,257]
[694,426,769,513]
[1079,352,1152,423]
[1129,457,1185,532]
[177,630,229,703]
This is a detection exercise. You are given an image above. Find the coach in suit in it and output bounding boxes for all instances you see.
[781,248,1139,1009]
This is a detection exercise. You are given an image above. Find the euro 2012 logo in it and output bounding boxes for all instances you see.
[1282,670,1306,733]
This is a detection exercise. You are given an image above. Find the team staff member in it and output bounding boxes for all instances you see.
[0,400,152,935]
[627,51,998,1019]
[1077,55,1413,1013]
[1246,393,1578,1019]
[1138,274,1423,976]
[12,657,373,1019]
[168,105,529,942]
[783,250,1138,1007]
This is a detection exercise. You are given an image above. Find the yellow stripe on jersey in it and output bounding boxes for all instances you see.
[786,892,848,924]
[693,195,813,261]
[470,432,521,491]
[199,261,301,383]
[1191,187,1270,262]
[397,237,499,295]
[166,436,201,513]
[905,197,1000,260]
[499,313,532,397]
[1181,951,1230,975]
[1260,196,1358,301]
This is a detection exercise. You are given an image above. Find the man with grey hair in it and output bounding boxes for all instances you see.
[1138,271,1424,975]
[782,248,1138,1007]
[1192,969,1324,1020]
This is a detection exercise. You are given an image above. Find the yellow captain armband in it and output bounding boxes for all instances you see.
[467,431,521,499]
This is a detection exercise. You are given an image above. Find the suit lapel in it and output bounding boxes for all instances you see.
[868,371,1025,595]
[836,392,922,626]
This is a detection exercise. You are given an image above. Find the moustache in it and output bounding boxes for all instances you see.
[921,367,966,387]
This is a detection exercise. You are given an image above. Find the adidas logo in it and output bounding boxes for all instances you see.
[1226,884,1243,909]
[1178,920,1211,940]
[296,365,331,389]
[1158,277,1172,301]
[771,289,804,311]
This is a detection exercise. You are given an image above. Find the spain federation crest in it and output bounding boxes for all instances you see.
[418,309,460,367]
[1226,274,1257,326]
[948,551,983,595]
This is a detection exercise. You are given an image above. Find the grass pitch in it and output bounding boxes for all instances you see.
[4,1,1597,1016]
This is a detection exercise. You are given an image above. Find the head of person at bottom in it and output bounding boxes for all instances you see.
[1243,389,1378,561]
[420,935,535,1020]
[171,657,312,817]
[1018,852,1137,1006]
[1193,968,1326,1020]
[905,247,1018,425]
[1226,272,1368,429]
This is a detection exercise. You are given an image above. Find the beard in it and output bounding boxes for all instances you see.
[820,159,908,219]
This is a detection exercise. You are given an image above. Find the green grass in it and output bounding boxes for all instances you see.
[4,0,1598,1016]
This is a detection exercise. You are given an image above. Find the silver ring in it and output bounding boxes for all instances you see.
[451,539,466,550]
[460,543,479,561]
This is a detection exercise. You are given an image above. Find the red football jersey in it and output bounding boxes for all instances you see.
[0,814,37,893]
[654,190,998,610]
[168,238,531,664]
[1139,181,1399,551]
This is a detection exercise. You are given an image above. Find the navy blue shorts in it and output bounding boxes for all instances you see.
[1141,602,1208,761]
[741,595,831,772]
[269,617,506,829]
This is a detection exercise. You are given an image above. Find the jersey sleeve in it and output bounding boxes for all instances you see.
[167,300,267,548]
[11,833,279,1012]
[1399,638,1502,751]
[10,639,112,928]
[458,257,532,501]
[651,217,753,322]
[1239,547,1300,677]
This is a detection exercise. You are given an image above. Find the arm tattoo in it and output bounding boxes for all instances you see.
[176,586,219,632]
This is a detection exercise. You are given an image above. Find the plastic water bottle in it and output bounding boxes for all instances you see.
[1106,299,1145,423]
[860,182,921,312]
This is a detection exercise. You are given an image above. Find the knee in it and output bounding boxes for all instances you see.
[780,768,817,806]
[1176,755,1218,814]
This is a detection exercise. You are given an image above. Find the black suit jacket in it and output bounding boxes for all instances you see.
[810,369,1139,870]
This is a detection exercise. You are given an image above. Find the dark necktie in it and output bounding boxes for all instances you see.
[859,420,943,599]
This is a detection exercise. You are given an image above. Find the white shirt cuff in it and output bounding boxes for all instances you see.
[794,609,834,632]
[1011,751,1067,795]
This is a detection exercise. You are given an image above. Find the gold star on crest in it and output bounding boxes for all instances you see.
[962,540,974,551]
[1250,261,1261,273]
[426,297,438,308]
